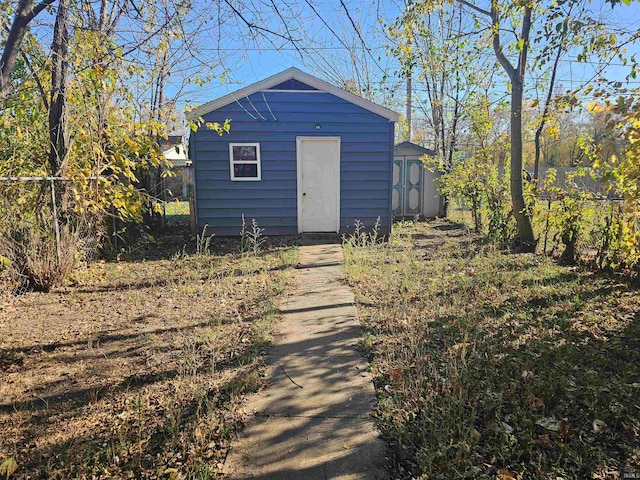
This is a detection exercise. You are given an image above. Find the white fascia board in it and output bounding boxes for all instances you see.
[185,67,400,122]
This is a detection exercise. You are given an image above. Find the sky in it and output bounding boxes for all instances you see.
[22,0,640,119]
[173,0,640,112]
[171,0,404,107]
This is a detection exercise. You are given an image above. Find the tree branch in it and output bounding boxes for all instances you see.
[517,6,533,79]
[1,0,56,104]
[490,1,516,81]
[339,0,387,76]
[20,49,49,110]
[24,0,56,24]
[222,0,297,43]
[456,0,491,17]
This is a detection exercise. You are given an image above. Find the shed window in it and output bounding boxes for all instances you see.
[230,143,261,181]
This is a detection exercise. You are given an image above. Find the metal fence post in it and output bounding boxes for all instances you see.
[543,198,551,254]
[50,178,61,263]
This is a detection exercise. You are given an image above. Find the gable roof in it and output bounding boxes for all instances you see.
[186,67,400,122]
[162,143,190,167]
[394,141,436,157]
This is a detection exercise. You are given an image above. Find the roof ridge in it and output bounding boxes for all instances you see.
[186,67,399,122]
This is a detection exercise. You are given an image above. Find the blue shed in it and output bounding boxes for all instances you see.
[186,67,399,236]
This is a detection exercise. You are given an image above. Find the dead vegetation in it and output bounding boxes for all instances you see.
[0,235,297,479]
[344,219,640,480]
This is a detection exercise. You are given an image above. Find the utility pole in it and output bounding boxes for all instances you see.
[405,0,413,143]
[406,71,412,143]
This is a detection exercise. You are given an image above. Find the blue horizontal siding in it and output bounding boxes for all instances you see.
[197,182,295,192]
[195,140,389,153]
[196,170,296,181]
[341,181,390,191]
[198,161,388,174]
[197,216,297,228]
[204,110,386,124]
[199,207,297,218]
[342,171,391,181]
[209,226,298,236]
[199,189,296,200]
[192,89,393,235]
[269,79,318,90]
[221,100,382,115]
[341,190,390,200]
[231,124,391,134]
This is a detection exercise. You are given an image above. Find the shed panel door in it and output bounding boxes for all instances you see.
[298,138,340,232]
[393,157,423,216]
[392,160,403,215]
[404,159,422,216]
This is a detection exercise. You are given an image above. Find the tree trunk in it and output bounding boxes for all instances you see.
[48,0,70,176]
[489,2,536,252]
[510,80,536,252]
[533,128,542,183]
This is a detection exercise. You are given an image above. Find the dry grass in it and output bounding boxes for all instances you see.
[344,219,640,479]
[0,235,297,479]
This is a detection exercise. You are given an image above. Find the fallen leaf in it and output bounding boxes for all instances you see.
[592,419,607,433]
[536,417,561,432]
[558,418,572,439]
[0,457,18,479]
[525,393,545,408]
[496,467,517,479]
[501,422,514,435]
[532,434,551,448]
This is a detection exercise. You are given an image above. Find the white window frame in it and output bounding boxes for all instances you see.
[229,143,261,181]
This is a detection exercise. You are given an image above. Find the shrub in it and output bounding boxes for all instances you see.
[439,152,516,248]
[1,224,80,292]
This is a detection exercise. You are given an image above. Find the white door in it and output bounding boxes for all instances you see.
[297,137,340,233]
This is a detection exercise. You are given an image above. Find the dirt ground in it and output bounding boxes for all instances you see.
[0,235,297,479]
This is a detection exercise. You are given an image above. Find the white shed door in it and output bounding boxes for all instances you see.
[297,137,340,233]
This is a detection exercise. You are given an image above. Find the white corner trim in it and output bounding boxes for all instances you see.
[186,67,400,122]
[296,137,303,234]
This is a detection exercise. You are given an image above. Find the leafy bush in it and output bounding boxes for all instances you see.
[438,151,517,248]
[581,108,640,272]
[541,168,592,264]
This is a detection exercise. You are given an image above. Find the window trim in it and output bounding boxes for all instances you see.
[229,143,261,181]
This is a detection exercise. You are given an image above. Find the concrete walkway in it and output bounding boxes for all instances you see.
[223,244,386,479]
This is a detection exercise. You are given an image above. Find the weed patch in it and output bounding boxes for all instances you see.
[0,238,297,479]
[345,219,640,479]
